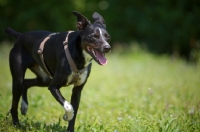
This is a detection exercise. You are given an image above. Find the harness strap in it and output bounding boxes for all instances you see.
[63,31,88,85]
[38,33,58,79]
[63,31,78,73]
[37,31,88,85]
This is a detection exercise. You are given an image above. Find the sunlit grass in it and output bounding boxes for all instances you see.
[0,43,199,132]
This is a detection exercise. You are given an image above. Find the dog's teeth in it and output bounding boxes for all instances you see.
[87,46,90,51]
[92,49,96,56]
[87,46,93,51]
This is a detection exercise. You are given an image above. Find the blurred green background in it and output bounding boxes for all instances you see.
[1,0,200,61]
[0,1,200,131]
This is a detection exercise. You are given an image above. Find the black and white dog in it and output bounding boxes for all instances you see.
[5,11,111,132]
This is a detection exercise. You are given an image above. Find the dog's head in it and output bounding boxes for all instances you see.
[73,11,111,66]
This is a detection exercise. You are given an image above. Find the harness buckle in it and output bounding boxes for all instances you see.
[68,71,80,85]
[63,41,68,46]
[37,49,43,54]
[74,71,80,79]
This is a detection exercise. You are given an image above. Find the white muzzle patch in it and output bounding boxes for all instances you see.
[63,101,74,121]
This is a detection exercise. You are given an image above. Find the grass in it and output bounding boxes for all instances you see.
[0,43,200,132]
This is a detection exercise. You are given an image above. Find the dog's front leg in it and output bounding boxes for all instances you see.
[67,84,84,132]
[49,86,74,121]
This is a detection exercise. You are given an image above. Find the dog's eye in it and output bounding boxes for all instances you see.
[105,34,111,42]
[105,33,110,39]
[89,34,99,39]
[93,33,99,38]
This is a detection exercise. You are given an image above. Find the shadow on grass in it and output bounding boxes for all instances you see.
[19,119,67,132]
[0,113,67,132]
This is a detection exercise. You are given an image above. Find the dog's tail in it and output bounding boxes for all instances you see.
[5,27,22,39]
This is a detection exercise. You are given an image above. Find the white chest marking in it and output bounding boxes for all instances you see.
[66,48,92,86]
[67,68,89,86]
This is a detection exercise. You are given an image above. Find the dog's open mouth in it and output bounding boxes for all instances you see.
[87,46,107,65]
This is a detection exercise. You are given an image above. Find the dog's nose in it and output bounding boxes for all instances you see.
[103,45,111,53]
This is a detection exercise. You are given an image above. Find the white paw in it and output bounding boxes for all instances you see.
[63,101,74,121]
[20,99,28,115]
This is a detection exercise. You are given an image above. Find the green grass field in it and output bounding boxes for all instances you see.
[0,43,199,132]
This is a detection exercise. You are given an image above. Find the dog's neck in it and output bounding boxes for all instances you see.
[82,50,92,67]
[68,31,92,70]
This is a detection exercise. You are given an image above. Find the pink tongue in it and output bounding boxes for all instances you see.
[95,51,107,65]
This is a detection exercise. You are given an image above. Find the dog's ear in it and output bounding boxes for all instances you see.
[92,12,106,28]
[73,11,90,31]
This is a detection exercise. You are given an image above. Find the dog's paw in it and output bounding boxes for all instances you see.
[63,112,74,121]
[63,101,74,121]
[20,99,28,115]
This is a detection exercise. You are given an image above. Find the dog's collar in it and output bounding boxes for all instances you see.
[63,31,89,85]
